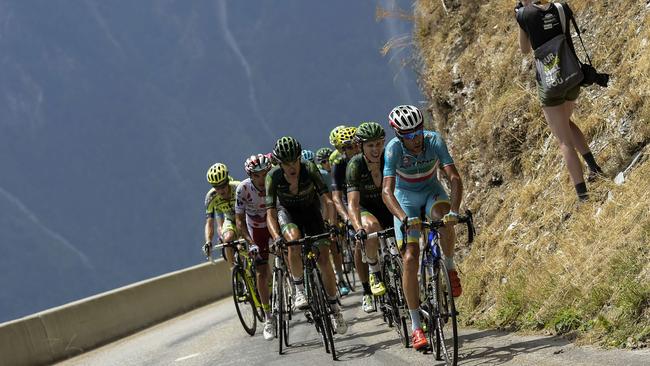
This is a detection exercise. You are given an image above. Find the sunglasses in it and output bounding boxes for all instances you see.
[397,129,423,140]
[341,144,356,151]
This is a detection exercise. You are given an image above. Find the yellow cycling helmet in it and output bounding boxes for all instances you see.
[206,163,229,186]
[329,125,347,146]
[335,126,357,147]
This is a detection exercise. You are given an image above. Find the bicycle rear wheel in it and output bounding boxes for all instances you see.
[385,257,409,347]
[342,238,357,290]
[232,266,257,336]
[435,262,458,365]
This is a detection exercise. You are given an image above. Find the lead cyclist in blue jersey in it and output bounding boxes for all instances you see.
[381,104,465,351]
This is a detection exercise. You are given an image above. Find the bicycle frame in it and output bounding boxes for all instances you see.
[213,239,263,312]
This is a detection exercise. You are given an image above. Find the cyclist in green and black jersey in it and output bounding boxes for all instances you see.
[266,136,348,334]
[346,122,391,299]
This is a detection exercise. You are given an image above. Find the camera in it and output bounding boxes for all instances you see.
[581,63,610,88]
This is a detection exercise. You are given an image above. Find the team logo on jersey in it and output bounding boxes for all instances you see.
[401,155,413,168]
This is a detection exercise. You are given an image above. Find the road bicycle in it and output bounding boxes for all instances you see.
[419,211,475,365]
[367,227,411,348]
[286,232,338,360]
[210,239,265,336]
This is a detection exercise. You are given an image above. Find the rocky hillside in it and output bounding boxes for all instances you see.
[413,0,649,347]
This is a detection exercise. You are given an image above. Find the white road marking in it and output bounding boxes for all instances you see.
[175,353,200,362]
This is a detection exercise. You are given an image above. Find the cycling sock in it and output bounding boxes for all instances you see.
[372,271,382,282]
[443,255,456,271]
[582,152,603,173]
[367,258,380,273]
[328,296,340,312]
[409,309,422,331]
[264,305,273,321]
[575,182,588,201]
[293,276,305,293]
[362,282,372,295]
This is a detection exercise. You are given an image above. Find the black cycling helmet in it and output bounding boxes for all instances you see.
[272,136,302,163]
[355,122,385,143]
[315,147,333,163]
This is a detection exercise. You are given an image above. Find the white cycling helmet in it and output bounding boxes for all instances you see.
[388,105,424,132]
[244,154,272,175]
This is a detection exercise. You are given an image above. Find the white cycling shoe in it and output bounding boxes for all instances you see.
[362,294,375,313]
[294,290,309,310]
[263,318,275,341]
[332,312,348,335]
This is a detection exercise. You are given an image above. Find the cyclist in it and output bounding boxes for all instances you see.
[328,125,346,166]
[235,154,274,340]
[311,146,350,297]
[316,147,333,173]
[331,126,376,313]
[346,122,391,300]
[203,163,241,265]
[381,105,464,351]
[266,136,348,334]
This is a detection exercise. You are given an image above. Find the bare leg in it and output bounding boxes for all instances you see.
[543,103,585,186]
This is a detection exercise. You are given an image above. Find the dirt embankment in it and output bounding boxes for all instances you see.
[412,0,649,348]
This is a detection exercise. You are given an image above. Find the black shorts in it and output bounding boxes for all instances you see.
[278,205,329,245]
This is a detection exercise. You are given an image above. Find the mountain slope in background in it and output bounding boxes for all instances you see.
[0,0,422,322]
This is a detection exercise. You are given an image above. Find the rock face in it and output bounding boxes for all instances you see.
[414,0,650,346]
[0,1,423,322]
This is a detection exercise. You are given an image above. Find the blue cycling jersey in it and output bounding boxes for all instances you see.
[383,130,454,192]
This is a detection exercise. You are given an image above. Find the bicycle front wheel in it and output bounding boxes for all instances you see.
[283,274,292,346]
[435,262,458,365]
[275,268,285,354]
[232,266,257,336]
[313,269,336,360]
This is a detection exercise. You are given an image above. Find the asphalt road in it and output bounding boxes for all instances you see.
[58,292,649,366]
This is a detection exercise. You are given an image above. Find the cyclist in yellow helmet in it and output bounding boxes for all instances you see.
[203,163,241,265]
[332,126,379,312]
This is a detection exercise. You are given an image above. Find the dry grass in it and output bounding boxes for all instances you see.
[415,0,650,347]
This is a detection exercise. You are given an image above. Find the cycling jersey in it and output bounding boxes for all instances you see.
[265,161,328,210]
[235,178,267,229]
[346,153,393,228]
[319,168,333,191]
[331,157,348,193]
[205,180,241,221]
[383,131,454,192]
[266,161,330,245]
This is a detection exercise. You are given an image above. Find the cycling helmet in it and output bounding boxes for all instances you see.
[334,126,357,147]
[244,154,272,175]
[315,147,333,163]
[301,149,315,162]
[329,125,347,146]
[355,122,385,142]
[272,136,302,163]
[206,163,229,185]
[388,105,424,132]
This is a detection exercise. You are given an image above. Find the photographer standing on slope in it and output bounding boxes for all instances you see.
[516,0,604,201]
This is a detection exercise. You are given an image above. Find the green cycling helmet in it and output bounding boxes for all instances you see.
[355,122,385,142]
[315,147,333,163]
[272,136,302,163]
[329,125,347,146]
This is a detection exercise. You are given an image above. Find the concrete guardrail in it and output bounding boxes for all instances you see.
[0,260,231,366]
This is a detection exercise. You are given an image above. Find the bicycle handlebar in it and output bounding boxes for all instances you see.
[213,238,249,250]
[366,227,395,240]
[422,210,475,243]
[285,232,332,247]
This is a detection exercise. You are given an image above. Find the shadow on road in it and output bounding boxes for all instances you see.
[458,329,570,365]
